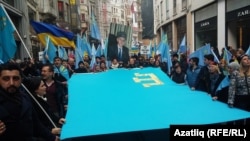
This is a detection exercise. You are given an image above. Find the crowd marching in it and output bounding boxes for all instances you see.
[0,32,250,140]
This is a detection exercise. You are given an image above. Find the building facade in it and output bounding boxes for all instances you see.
[1,0,142,61]
[1,0,32,60]
[154,0,250,54]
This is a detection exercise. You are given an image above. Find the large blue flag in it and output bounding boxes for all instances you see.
[90,13,101,41]
[189,44,211,66]
[61,68,250,140]
[0,5,17,62]
[44,36,57,64]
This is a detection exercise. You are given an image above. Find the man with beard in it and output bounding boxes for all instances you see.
[0,63,59,141]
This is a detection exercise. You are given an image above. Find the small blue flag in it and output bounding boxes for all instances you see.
[245,45,250,56]
[216,76,230,92]
[44,36,57,64]
[58,46,68,60]
[178,35,187,54]
[223,47,232,65]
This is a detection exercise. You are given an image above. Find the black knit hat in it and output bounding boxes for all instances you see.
[23,77,42,93]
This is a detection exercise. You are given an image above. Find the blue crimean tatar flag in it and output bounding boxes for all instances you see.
[0,5,17,62]
[58,46,68,60]
[178,35,187,54]
[216,75,230,92]
[90,13,101,41]
[43,36,57,64]
[189,44,211,66]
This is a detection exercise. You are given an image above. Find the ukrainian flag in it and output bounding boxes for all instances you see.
[30,21,75,48]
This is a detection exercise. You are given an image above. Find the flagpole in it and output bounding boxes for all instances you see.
[21,83,57,128]
[0,4,32,59]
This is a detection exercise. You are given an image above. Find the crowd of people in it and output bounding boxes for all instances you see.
[1,34,250,140]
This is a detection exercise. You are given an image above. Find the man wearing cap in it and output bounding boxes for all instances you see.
[107,31,129,67]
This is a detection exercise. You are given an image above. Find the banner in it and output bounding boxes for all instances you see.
[61,68,250,140]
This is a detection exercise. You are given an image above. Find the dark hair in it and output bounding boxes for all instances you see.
[78,61,84,66]
[172,53,178,58]
[22,77,42,93]
[204,54,214,61]
[53,56,62,62]
[0,63,22,77]
[42,63,54,72]
[190,57,199,65]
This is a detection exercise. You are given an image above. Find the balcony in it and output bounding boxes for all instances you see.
[37,0,57,17]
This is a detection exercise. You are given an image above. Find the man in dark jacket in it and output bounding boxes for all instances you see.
[0,63,58,141]
[107,31,130,66]
[195,54,214,93]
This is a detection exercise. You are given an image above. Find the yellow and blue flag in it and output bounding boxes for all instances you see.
[30,20,75,48]
[0,5,17,62]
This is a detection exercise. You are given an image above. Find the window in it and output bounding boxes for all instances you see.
[58,1,64,12]
[58,1,64,20]
[49,0,54,7]
[121,10,124,19]
[166,0,169,19]
[173,0,177,15]
[81,14,85,21]
[182,0,187,10]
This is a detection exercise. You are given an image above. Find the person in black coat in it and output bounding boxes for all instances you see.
[0,63,58,141]
[22,77,66,136]
[194,54,214,93]
[107,32,130,66]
